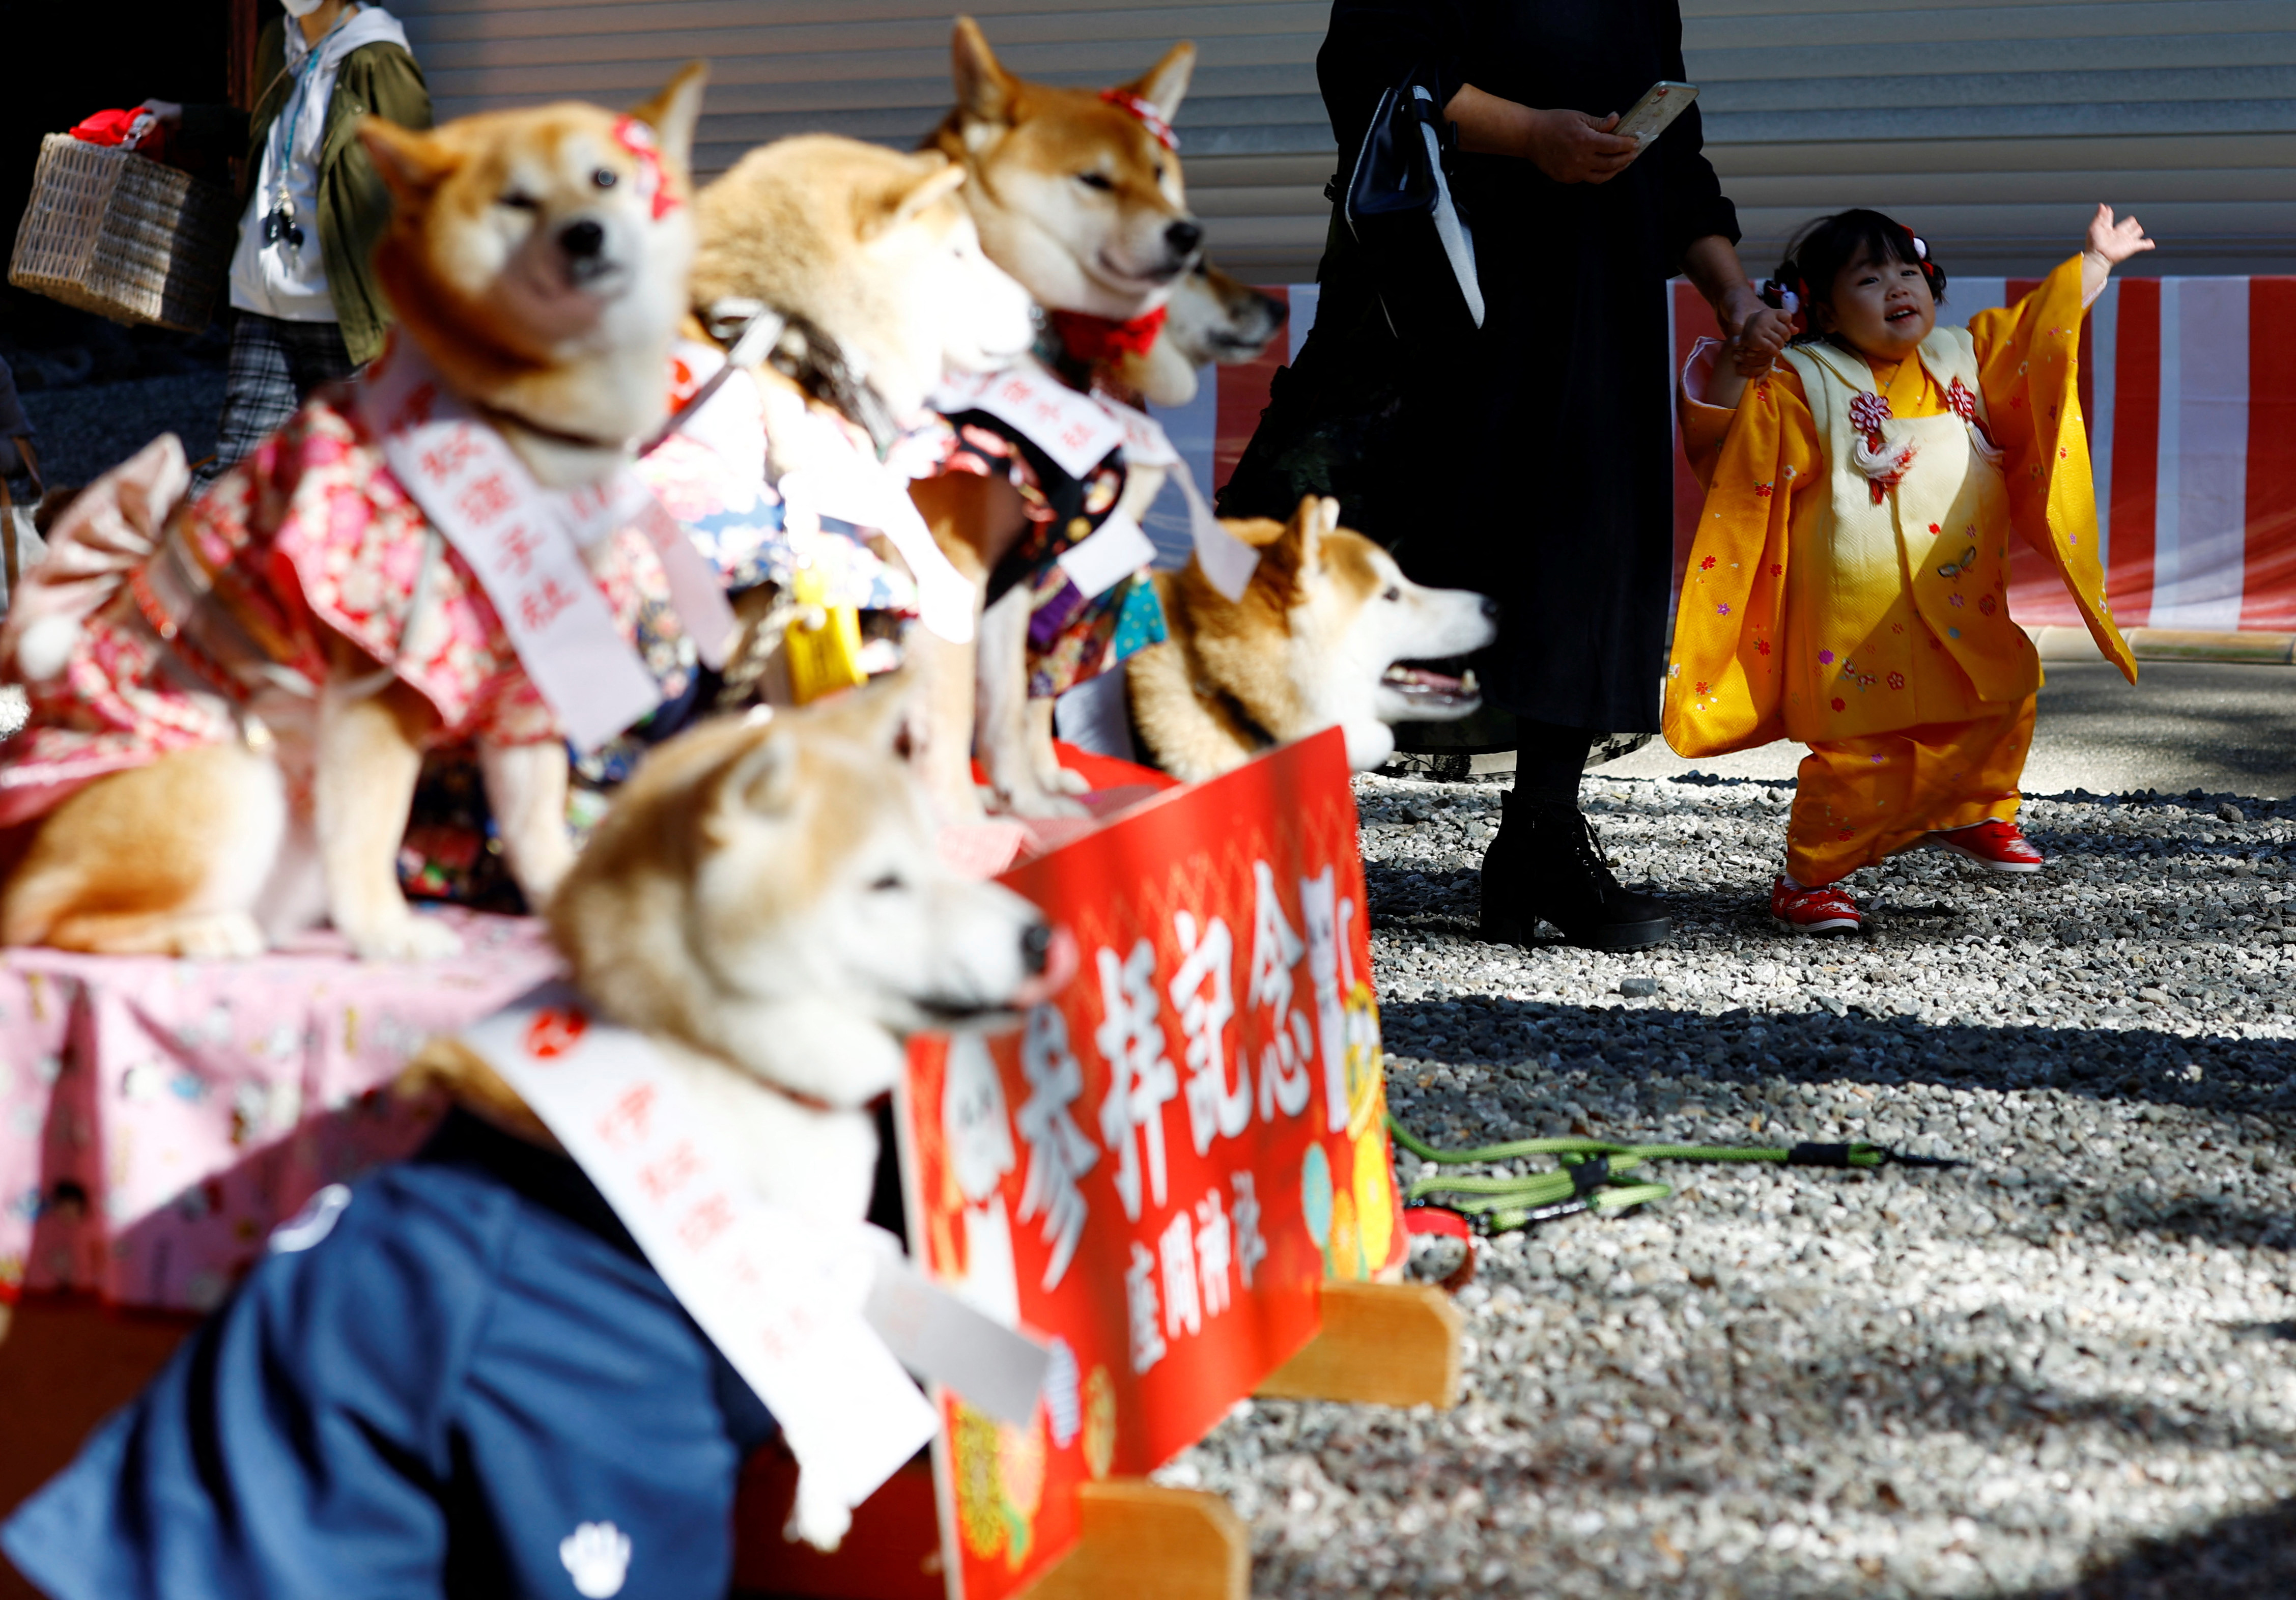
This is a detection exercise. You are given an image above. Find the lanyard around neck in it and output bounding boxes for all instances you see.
[268,9,357,205]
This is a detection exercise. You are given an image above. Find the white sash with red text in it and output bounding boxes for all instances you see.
[459,984,1051,1531]
[360,344,735,751]
[932,363,1261,603]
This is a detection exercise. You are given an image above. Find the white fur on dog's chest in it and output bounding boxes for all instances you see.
[651,1036,882,1223]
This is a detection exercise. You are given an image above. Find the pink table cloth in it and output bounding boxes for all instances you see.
[0,910,559,1313]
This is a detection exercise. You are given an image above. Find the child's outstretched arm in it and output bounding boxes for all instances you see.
[2082,203,2153,307]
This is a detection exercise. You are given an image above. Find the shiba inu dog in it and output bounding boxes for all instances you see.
[691,135,1036,430]
[679,135,1034,704]
[927,16,1201,323]
[1007,257,1289,802]
[420,683,1067,1222]
[407,680,1072,1549]
[909,17,1203,821]
[1128,495,1500,780]
[0,687,1072,1594]
[1110,257,1288,409]
[0,70,706,961]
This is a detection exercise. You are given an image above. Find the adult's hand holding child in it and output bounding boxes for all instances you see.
[1730,306,1794,375]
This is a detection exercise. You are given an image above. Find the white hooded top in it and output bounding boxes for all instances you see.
[229,6,411,323]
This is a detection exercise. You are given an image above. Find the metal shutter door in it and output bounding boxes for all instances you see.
[387,2,2296,282]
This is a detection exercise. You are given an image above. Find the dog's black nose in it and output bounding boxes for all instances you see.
[559,219,606,259]
[1164,219,1204,259]
[1480,596,1501,623]
[1019,920,1053,975]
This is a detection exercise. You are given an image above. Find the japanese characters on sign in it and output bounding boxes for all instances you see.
[903,728,1403,1599]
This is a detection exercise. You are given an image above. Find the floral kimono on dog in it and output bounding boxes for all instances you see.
[1667,250,2135,904]
[0,391,681,836]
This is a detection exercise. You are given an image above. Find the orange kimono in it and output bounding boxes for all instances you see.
[1664,255,2135,885]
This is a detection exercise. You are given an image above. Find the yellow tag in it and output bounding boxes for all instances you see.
[784,567,867,705]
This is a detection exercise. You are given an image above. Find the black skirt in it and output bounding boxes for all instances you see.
[1225,0,1739,735]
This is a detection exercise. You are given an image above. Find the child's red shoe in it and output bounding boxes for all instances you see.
[1770,876,1862,934]
[1930,818,2044,873]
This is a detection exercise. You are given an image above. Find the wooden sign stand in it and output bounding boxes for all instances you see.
[1017,1280,1462,1600]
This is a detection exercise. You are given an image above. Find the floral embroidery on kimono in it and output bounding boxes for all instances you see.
[0,390,675,831]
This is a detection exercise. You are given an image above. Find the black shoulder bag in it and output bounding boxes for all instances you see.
[1342,63,1485,345]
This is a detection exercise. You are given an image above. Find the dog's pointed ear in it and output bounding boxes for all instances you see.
[952,17,1017,129]
[1292,495,1341,567]
[359,118,458,204]
[1226,516,1291,551]
[804,672,915,756]
[720,725,802,823]
[1122,41,1198,126]
[627,61,709,177]
[866,155,968,242]
[1254,495,1340,597]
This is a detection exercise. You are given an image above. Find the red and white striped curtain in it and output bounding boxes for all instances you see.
[1164,279,2296,639]
[1668,277,2296,636]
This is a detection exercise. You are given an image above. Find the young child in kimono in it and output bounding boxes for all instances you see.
[1666,205,2153,933]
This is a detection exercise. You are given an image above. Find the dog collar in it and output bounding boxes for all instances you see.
[1050,305,1169,366]
[470,397,629,454]
[1098,88,1178,151]
[611,116,679,221]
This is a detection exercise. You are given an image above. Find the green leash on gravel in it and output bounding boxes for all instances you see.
[1387,1115,1959,1234]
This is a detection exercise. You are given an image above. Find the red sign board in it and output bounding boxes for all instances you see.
[902,729,1404,1599]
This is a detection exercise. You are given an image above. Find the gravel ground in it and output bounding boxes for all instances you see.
[1167,771,2296,1597]
[1601,661,2296,802]
[17,369,227,490]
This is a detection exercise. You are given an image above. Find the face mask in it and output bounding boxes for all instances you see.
[281,0,327,17]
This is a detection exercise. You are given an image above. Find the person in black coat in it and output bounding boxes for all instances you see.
[1225,0,1790,950]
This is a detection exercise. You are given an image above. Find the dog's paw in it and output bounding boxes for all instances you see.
[557,1521,633,1598]
[994,784,1091,821]
[347,913,464,963]
[1038,763,1092,797]
[785,1476,853,1552]
[168,912,267,960]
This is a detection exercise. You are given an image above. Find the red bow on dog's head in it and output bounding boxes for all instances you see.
[1098,88,1178,152]
[611,116,679,221]
[1050,305,1169,365]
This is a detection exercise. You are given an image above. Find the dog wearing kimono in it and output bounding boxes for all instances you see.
[657,132,1035,711]
[1,685,1074,1592]
[1000,257,1288,802]
[908,17,1205,820]
[0,70,711,961]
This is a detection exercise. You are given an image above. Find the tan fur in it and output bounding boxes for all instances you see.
[1111,259,1288,408]
[1128,511,1323,781]
[685,134,1033,785]
[2,744,279,955]
[1127,496,1498,780]
[398,1036,562,1151]
[926,19,1198,323]
[361,66,706,484]
[0,70,708,961]
[399,684,1060,1550]
[910,19,1206,819]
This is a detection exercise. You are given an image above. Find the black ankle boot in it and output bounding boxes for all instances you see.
[1479,793,1670,950]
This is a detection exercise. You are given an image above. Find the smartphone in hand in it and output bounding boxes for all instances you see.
[1613,81,1698,154]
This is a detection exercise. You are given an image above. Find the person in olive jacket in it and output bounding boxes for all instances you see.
[146,0,429,490]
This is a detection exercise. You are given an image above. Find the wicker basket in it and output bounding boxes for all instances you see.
[9,134,239,333]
